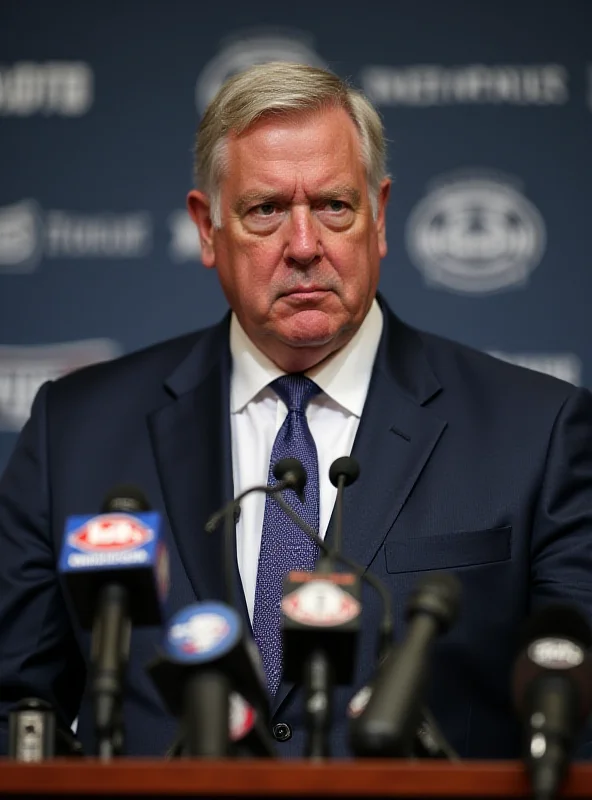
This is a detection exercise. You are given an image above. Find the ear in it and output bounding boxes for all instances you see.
[375,178,391,259]
[187,190,216,268]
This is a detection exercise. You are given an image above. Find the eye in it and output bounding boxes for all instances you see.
[326,200,347,212]
[253,203,277,216]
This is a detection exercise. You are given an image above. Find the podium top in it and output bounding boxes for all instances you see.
[1,760,592,798]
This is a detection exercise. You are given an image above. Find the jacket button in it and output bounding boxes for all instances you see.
[272,722,292,742]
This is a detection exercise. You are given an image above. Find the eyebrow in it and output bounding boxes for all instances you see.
[234,185,362,216]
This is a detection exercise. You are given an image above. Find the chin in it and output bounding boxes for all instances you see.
[277,310,342,348]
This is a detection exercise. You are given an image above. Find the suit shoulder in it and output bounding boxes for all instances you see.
[417,328,583,406]
[46,327,209,405]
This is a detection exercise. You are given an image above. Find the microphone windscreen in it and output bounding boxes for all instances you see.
[512,604,592,720]
[101,485,151,513]
[273,458,306,495]
[329,456,360,487]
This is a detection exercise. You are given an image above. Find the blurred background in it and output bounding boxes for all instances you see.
[0,0,591,474]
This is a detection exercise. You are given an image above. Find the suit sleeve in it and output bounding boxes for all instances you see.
[530,386,592,757]
[0,382,85,754]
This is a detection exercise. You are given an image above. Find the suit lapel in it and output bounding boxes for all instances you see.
[148,318,249,619]
[274,305,448,715]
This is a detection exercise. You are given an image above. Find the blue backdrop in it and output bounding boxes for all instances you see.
[1,0,591,473]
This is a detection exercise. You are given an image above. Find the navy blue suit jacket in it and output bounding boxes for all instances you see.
[2,301,592,758]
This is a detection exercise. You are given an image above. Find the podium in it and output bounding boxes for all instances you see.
[1,761,592,799]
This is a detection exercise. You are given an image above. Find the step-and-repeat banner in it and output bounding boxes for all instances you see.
[1,1,591,473]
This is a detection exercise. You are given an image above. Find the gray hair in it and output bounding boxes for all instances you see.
[194,62,388,228]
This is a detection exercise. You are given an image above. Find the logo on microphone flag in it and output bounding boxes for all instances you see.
[166,602,240,663]
[282,579,361,626]
[68,513,153,552]
[60,511,163,573]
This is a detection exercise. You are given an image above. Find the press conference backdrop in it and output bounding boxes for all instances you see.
[0,0,591,474]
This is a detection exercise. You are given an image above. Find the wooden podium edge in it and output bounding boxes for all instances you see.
[1,760,592,796]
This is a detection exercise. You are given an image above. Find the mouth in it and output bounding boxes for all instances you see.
[280,287,330,301]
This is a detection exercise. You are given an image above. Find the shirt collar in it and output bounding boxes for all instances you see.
[230,299,383,417]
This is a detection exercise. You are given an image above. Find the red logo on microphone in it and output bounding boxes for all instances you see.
[282,580,361,626]
[68,513,153,552]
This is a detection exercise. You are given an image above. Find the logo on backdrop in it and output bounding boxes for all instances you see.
[168,210,201,262]
[488,351,582,386]
[0,339,121,432]
[360,64,568,106]
[0,201,152,271]
[406,172,546,294]
[0,61,94,117]
[196,28,327,112]
[0,200,44,272]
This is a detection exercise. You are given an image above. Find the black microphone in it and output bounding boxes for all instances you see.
[351,571,461,757]
[165,692,276,759]
[281,456,362,759]
[147,600,271,758]
[512,604,592,800]
[58,486,168,759]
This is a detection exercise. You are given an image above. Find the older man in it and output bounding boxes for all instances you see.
[1,62,592,759]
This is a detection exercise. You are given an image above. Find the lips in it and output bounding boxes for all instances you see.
[282,287,329,296]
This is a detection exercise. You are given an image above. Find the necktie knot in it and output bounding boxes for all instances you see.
[271,374,320,414]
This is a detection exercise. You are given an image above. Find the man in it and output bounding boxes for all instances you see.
[1,62,592,759]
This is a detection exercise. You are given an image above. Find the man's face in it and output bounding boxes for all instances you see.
[188,106,390,371]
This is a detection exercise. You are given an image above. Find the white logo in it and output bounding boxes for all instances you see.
[0,339,120,432]
[0,62,93,117]
[361,64,568,107]
[0,201,152,269]
[528,638,584,670]
[488,352,582,386]
[169,613,230,654]
[406,173,546,294]
[196,29,327,112]
[347,684,373,718]
[44,211,152,258]
[282,580,361,626]
[0,200,44,272]
[168,210,201,262]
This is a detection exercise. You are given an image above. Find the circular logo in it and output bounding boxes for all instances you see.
[528,637,585,670]
[196,31,327,112]
[406,175,546,293]
[166,602,239,663]
[282,580,361,626]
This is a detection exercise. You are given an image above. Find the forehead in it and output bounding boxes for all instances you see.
[221,107,366,191]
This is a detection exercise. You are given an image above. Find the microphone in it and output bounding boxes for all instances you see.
[58,486,168,759]
[328,456,360,556]
[147,600,272,758]
[8,699,84,761]
[351,571,461,757]
[347,679,459,760]
[281,456,362,759]
[165,692,275,759]
[512,604,592,800]
[8,699,56,762]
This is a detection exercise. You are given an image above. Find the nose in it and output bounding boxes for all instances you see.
[284,207,323,268]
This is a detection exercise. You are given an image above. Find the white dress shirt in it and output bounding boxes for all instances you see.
[230,300,383,621]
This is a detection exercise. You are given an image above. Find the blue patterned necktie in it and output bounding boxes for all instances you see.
[252,374,321,696]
